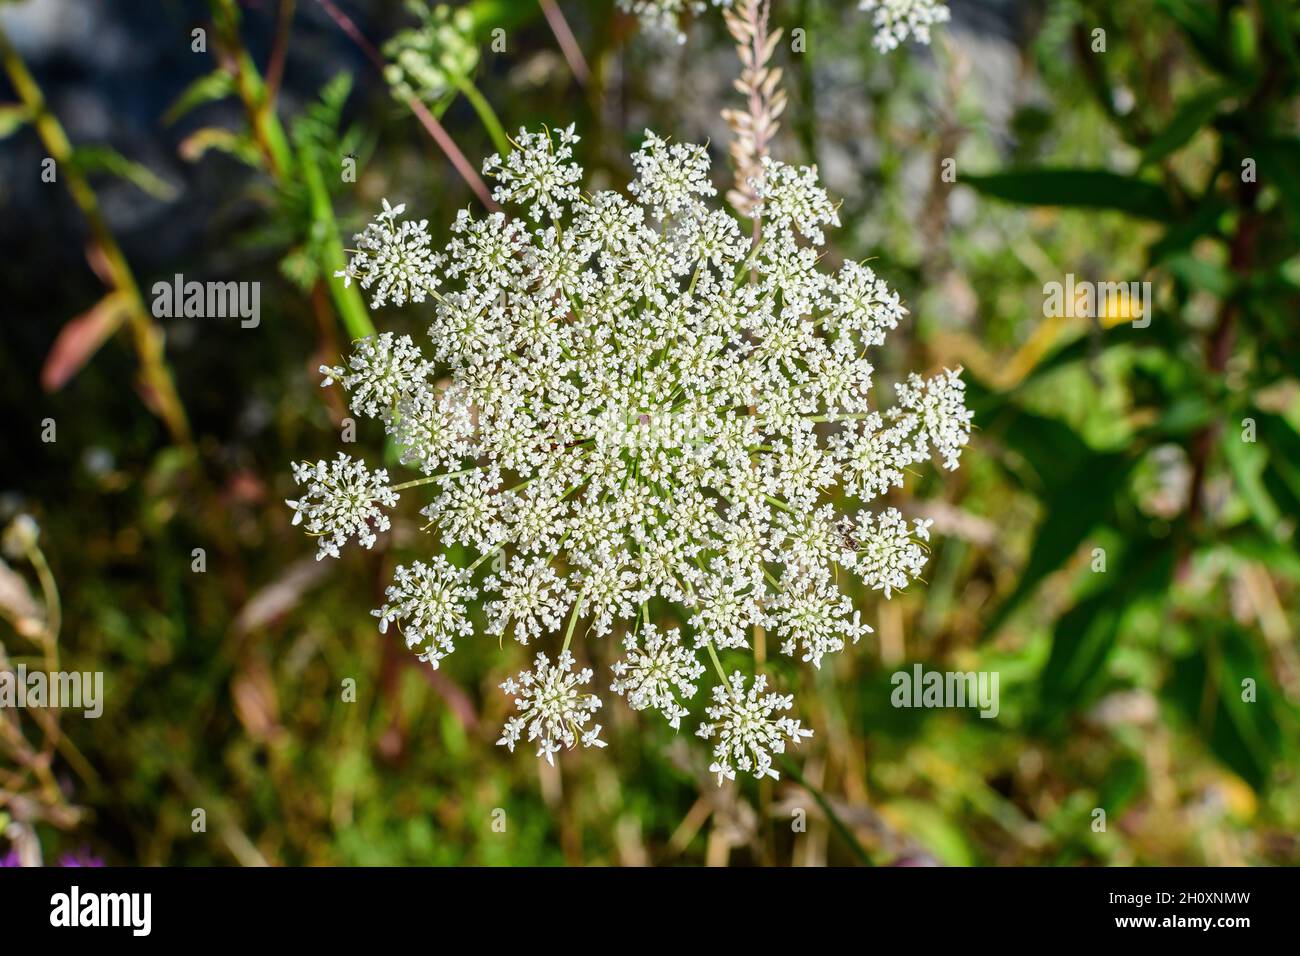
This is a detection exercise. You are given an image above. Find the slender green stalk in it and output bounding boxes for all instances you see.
[212,0,294,177]
[561,597,584,653]
[0,26,193,450]
[209,0,373,340]
[705,642,729,686]
[299,143,376,339]
[392,466,482,492]
[780,758,874,866]
[312,0,499,210]
[452,74,510,157]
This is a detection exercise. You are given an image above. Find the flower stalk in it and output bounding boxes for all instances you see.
[0,26,193,450]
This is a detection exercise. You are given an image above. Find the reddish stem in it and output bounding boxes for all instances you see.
[313,0,498,210]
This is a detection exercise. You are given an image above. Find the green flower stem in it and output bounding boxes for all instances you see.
[468,548,500,573]
[733,242,766,287]
[807,413,875,422]
[705,641,729,687]
[391,466,478,492]
[779,758,874,867]
[299,142,376,339]
[0,26,193,451]
[764,494,796,514]
[210,0,373,341]
[313,0,497,208]
[561,597,584,653]
[212,0,294,178]
[451,74,510,158]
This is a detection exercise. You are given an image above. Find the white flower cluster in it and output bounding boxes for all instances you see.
[697,672,812,783]
[617,0,733,44]
[611,624,705,729]
[858,0,951,53]
[373,557,477,668]
[286,453,399,560]
[319,331,432,421]
[295,126,972,783]
[497,650,605,764]
[335,198,442,308]
[382,2,478,105]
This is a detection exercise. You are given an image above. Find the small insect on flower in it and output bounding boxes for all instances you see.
[293,123,972,783]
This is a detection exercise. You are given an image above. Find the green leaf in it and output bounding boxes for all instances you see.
[1098,757,1147,816]
[466,0,539,35]
[990,453,1131,633]
[963,169,1175,221]
[1253,410,1300,521]
[1163,251,1236,297]
[881,800,974,866]
[1260,0,1299,67]
[969,385,1138,635]
[0,102,29,140]
[290,73,353,154]
[1223,525,1300,579]
[1148,199,1225,264]
[1157,0,1235,75]
[1037,592,1123,718]
[1227,7,1259,76]
[69,145,178,201]
[1223,426,1283,537]
[163,70,235,125]
[1035,537,1174,724]
[1253,138,1300,231]
[965,379,1098,492]
[1140,86,1232,167]
[1167,626,1288,791]
[1260,464,1300,526]
[178,127,262,166]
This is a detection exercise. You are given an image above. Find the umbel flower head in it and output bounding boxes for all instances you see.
[498,650,605,765]
[697,672,812,783]
[611,623,705,729]
[859,0,951,53]
[335,199,442,308]
[286,453,399,560]
[382,1,478,104]
[292,125,972,784]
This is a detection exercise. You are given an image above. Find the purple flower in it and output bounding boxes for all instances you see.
[58,849,104,867]
[0,847,104,867]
